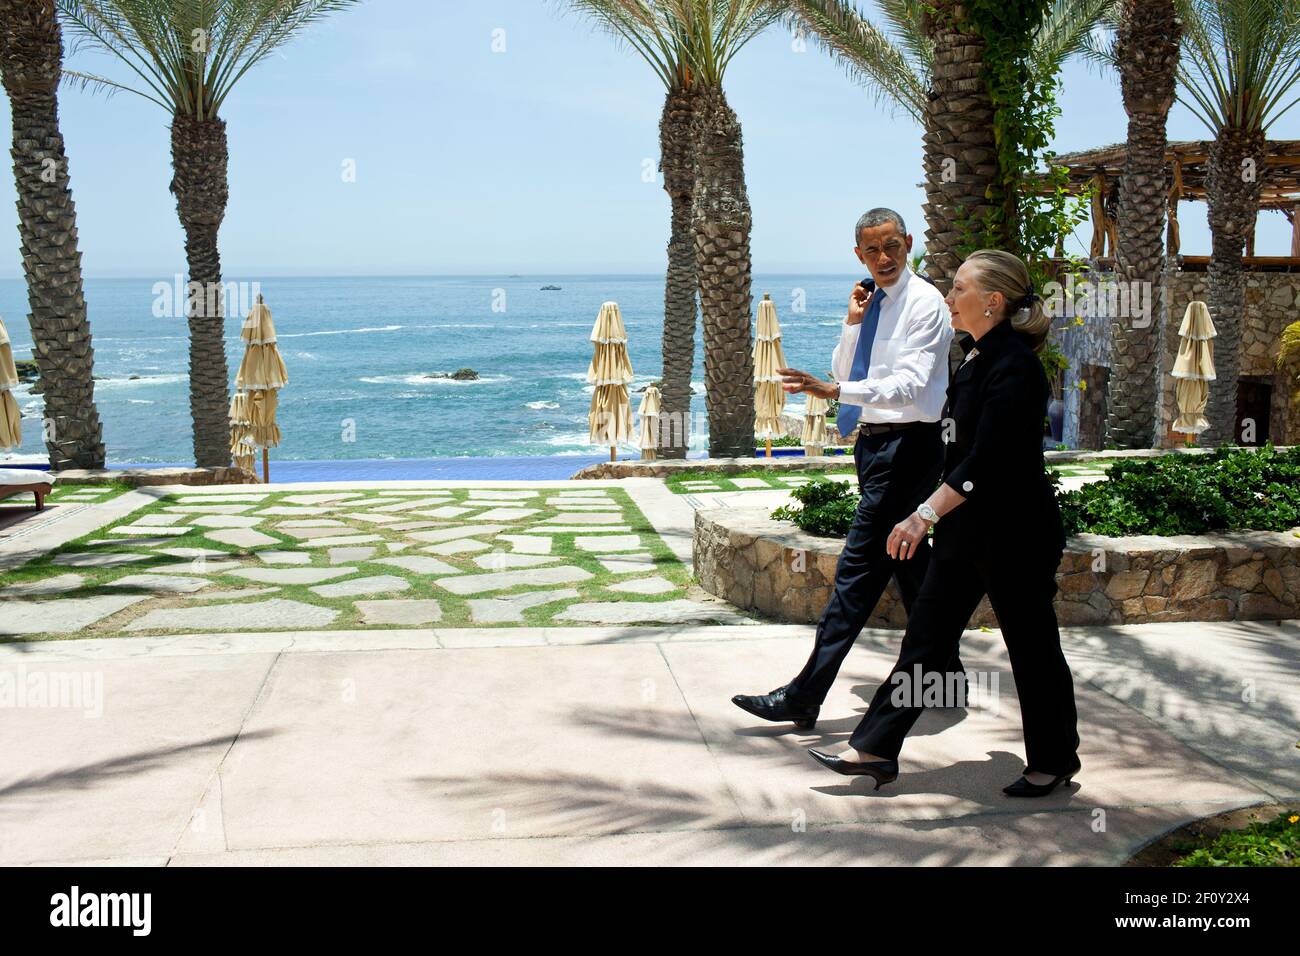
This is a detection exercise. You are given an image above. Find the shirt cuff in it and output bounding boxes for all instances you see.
[837,379,871,405]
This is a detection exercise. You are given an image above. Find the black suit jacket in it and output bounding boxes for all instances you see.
[932,319,1065,564]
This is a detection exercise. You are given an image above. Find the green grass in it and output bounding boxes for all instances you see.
[1172,809,1300,867]
[666,460,1113,495]
[0,485,699,640]
[666,468,857,494]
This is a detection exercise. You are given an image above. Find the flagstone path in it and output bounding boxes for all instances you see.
[0,479,745,639]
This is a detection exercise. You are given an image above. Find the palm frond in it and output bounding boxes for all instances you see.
[784,0,925,121]
[1174,0,1300,134]
[1280,319,1300,368]
[1033,0,1121,81]
[555,0,690,88]
[57,0,360,118]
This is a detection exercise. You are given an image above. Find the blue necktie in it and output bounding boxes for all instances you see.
[836,287,885,436]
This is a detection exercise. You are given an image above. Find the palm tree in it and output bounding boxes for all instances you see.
[787,0,1115,288]
[1088,2,1182,449]
[57,0,358,468]
[1174,0,1300,445]
[562,1,700,459]
[0,0,105,469]
[679,0,782,458]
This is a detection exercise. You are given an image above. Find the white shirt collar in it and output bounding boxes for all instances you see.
[876,264,913,301]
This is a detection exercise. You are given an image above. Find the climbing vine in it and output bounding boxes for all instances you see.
[931,0,1090,391]
[936,0,1090,288]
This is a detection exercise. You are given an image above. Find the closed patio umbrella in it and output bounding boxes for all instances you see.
[587,301,633,460]
[228,390,257,473]
[1172,301,1216,436]
[0,314,22,449]
[753,294,787,456]
[638,383,662,460]
[231,295,288,480]
[801,394,829,456]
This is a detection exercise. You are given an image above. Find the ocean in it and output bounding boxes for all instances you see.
[0,274,861,466]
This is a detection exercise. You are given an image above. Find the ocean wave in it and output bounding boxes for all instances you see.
[525,400,559,409]
[529,431,610,449]
[279,325,403,338]
[94,373,188,388]
[127,399,156,405]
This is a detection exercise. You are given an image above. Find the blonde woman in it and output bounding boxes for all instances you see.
[808,249,1081,797]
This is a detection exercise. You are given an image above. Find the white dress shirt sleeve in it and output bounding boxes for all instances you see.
[831,317,859,389]
[837,299,950,409]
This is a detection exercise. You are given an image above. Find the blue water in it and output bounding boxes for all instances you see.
[0,274,858,466]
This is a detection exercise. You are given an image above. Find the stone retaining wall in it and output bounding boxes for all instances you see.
[694,507,1299,627]
[571,446,1229,481]
[56,466,261,487]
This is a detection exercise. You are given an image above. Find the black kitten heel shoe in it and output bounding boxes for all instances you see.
[1002,763,1081,797]
[807,749,899,791]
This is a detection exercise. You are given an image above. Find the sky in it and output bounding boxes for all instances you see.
[0,0,1296,279]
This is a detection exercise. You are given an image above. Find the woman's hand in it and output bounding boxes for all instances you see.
[778,367,838,398]
[887,512,932,560]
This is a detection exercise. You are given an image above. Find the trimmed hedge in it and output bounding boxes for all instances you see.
[1058,444,1300,537]
[770,477,859,537]
[769,446,1300,539]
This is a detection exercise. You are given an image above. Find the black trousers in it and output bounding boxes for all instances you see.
[848,551,1081,775]
[786,422,962,707]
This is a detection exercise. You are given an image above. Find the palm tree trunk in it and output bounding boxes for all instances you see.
[692,85,754,459]
[1202,125,1265,446]
[659,86,697,459]
[920,1,998,291]
[170,112,231,468]
[0,0,105,469]
[1105,0,1180,449]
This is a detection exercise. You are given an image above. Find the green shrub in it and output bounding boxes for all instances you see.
[1174,809,1300,867]
[771,478,859,536]
[768,447,1300,539]
[1059,444,1300,537]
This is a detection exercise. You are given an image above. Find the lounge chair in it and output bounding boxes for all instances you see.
[0,468,55,511]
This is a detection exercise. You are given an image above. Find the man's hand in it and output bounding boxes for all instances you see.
[778,367,839,399]
[847,283,873,326]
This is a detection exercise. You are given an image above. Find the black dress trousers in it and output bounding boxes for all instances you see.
[844,320,1080,776]
[785,421,964,707]
[847,550,1081,775]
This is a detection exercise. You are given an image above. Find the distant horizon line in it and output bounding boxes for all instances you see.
[0,270,870,282]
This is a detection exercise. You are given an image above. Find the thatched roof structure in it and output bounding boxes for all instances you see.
[1043,139,1300,262]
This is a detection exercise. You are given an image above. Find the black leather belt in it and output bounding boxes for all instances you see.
[854,420,929,437]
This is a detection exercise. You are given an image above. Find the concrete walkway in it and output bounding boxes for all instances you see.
[1,617,1293,866]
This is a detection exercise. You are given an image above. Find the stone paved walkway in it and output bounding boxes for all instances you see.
[0,476,1293,865]
[0,479,739,639]
[0,618,1292,865]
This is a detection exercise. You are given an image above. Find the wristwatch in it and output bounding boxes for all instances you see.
[916,503,939,524]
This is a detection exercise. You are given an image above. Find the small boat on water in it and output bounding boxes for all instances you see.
[540,284,562,291]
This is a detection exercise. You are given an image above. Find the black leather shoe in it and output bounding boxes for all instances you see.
[807,749,899,790]
[1002,762,1081,797]
[731,686,819,729]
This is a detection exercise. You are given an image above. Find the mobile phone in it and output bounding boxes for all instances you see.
[859,278,876,293]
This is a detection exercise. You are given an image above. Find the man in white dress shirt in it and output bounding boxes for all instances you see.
[732,208,965,729]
